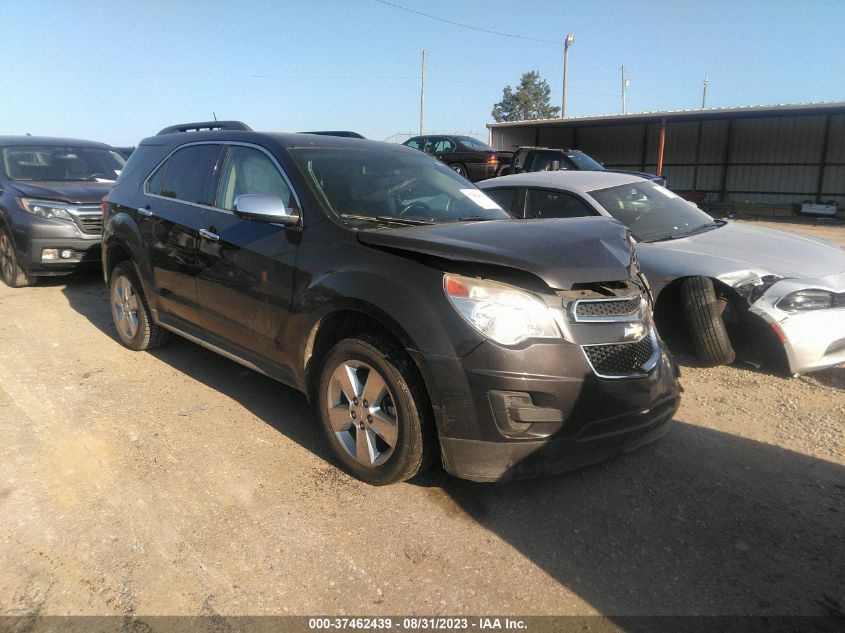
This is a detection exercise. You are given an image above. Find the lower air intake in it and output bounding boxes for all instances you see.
[583,335,655,377]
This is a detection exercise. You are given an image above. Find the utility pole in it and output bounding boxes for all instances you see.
[419,50,426,136]
[561,33,575,118]
[701,75,709,109]
[620,65,629,114]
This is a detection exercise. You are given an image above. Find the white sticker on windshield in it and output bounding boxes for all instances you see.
[653,185,678,199]
[460,188,502,210]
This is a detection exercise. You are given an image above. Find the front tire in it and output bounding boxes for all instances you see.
[681,276,736,366]
[0,229,34,288]
[109,262,169,351]
[317,334,435,485]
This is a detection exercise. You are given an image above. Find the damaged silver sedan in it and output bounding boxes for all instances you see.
[479,171,845,375]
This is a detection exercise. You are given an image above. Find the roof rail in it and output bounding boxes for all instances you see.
[156,121,252,135]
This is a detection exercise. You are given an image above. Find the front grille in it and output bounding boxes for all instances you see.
[583,335,655,377]
[574,295,641,320]
[75,213,103,235]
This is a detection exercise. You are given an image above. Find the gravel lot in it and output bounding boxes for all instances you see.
[0,220,842,620]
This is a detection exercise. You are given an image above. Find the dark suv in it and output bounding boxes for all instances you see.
[103,122,680,485]
[0,136,125,287]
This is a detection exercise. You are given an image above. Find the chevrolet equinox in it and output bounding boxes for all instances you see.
[102,121,680,485]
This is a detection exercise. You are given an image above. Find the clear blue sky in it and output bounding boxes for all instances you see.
[2,0,844,146]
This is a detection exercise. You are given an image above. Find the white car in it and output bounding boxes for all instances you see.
[478,171,845,375]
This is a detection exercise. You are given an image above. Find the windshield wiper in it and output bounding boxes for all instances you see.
[340,213,433,226]
[456,216,496,222]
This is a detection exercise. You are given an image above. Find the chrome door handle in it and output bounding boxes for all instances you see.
[199,228,219,242]
[137,207,153,217]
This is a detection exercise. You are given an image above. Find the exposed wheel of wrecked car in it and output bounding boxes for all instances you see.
[681,276,736,366]
[318,334,435,485]
[0,229,33,288]
[109,263,169,351]
[450,163,468,178]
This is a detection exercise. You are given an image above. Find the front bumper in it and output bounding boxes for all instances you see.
[750,273,845,374]
[23,236,101,275]
[414,336,681,482]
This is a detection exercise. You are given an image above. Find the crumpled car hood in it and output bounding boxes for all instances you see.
[357,217,634,290]
[9,180,114,205]
[643,222,845,282]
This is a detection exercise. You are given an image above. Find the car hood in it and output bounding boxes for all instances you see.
[357,217,634,290]
[8,180,114,205]
[643,221,845,282]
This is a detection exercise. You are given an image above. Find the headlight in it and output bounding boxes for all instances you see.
[18,198,74,222]
[776,290,833,312]
[444,273,561,345]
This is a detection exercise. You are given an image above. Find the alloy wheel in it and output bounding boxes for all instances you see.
[326,360,399,467]
[112,275,140,340]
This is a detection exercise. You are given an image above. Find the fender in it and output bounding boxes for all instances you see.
[102,210,157,312]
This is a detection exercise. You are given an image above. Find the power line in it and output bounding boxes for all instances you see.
[373,0,560,44]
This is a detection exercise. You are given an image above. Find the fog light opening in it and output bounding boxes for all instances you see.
[60,249,74,259]
[41,248,59,261]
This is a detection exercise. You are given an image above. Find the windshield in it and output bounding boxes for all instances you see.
[589,181,717,242]
[565,151,604,171]
[289,147,510,225]
[1,145,126,182]
[456,136,494,151]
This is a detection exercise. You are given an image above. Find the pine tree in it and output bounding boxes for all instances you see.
[491,71,560,122]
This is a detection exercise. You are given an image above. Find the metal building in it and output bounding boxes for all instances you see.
[487,102,845,210]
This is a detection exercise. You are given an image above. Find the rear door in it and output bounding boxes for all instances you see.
[195,143,301,369]
[142,142,224,329]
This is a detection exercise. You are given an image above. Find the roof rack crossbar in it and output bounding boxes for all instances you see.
[156,121,252,135]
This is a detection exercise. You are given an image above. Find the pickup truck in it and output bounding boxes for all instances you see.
[497,146,667,187]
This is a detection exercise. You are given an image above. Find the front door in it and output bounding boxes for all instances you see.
[195,144,300,370]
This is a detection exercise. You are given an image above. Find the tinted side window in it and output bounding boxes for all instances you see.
[146,160,167,194]
[484,188,519,215]
[526,189,595,219]
[432,138,456,153]
[530,151,569,172]
[216,145,296,212]
[159,144,221,205]
[404,138,424,150]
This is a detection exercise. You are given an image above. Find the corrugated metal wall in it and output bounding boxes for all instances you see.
[490,111,845,207]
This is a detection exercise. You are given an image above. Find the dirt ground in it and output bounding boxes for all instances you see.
[0,220,843,621]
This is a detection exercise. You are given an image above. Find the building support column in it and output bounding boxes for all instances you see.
[692,120,703,194]
[815,114,832,203]
[656,118,666,176]
[719,118,734,202]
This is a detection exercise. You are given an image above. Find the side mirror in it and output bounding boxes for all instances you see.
[233,194,299,226]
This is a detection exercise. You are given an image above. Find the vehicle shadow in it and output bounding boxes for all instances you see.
[59,275,332,463]
[61,276,844,623]
[415,420,845,621]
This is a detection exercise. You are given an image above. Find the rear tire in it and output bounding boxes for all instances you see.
[450,163,468,178]
[317,334,436,485]
[680,276,736,366]
[0,229,34,288]
[109,262,169,351]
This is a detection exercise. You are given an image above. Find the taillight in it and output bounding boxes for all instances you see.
[485,155,499,165]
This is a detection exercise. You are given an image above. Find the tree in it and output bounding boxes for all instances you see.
[491,71,560,122]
